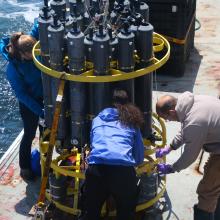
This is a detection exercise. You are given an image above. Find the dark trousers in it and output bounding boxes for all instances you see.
[82,164,138,220]
[197,154,220,212]
[215,197,220,219]
[19,102,39,170]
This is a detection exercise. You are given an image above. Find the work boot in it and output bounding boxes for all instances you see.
[214,198,220,220]
[194,205,214,220]
[20,168,36,182]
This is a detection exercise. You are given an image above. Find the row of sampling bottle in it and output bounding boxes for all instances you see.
[37,0,155,150]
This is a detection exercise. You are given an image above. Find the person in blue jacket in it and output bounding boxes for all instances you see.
[29,19,39,40]
[0,28,43,181]
[81,89,145,220]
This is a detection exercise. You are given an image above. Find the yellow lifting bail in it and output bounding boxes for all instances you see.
[40,113,167,216]
[32,32,170,83]
[36,31,170,217]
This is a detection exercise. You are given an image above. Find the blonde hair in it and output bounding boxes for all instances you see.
[8,32,36,60]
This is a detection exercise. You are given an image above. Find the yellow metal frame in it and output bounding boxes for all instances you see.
[36,31,170,216]
[40,114,167,216]
[32,32,170,83]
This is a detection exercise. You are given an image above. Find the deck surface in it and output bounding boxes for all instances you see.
[0,0,220,219]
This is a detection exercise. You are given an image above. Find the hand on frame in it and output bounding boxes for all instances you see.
[157,163,174,175]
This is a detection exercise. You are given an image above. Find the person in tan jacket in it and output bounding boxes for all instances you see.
[156,91,220,220]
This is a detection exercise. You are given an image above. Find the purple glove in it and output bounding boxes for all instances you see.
[157,163,174,174]
[155,147,171,158]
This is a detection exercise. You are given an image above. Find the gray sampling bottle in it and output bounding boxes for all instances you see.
[48,15,68,144]
[50,0,67,21]
[90,25,111,117]
[117,21,135,103]
[67,21,87,149]
[38,4,54,128]
[135,22,154,138]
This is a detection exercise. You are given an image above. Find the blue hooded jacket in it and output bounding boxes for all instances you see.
[29,19,39,40]
[0,21,43,117]
[88,108,144,166]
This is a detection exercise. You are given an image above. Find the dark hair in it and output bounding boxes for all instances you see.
[8,32,36,60]
[113,89,144,128]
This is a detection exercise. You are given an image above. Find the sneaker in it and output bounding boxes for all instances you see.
[20,168,36,182]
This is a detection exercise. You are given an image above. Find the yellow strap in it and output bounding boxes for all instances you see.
[38,79,65,203]
[162,13,196,45]
[153,36,164,52]
[73,153,81,210]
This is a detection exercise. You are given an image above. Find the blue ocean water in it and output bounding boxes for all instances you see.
[0,0,43,158]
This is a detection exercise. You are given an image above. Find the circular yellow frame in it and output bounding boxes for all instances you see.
[33,32,170,83]
[36,31,170,217]
[40,113,167,216]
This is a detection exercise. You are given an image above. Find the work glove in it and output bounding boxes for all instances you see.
[155,146,171,158]
[157,163,174,175]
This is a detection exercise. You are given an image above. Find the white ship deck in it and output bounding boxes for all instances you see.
[0,0,220,219]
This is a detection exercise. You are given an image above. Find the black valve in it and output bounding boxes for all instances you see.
[44,0,48,7]
[121,20,131,35]
[71,19,80,34]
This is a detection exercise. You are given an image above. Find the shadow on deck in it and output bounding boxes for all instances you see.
[154,47,203,93]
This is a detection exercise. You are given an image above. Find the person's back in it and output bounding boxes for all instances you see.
[190,94,220,147]
[175,92,220,154]
[82,89,144,220]
[88,107,143,166]
[156,91,220,220]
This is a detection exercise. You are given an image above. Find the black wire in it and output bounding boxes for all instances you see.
[195,18,201,31]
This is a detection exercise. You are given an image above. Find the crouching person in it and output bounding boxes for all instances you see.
[81,89,145,220]
[0,32,44,181]
[156,92,220,220]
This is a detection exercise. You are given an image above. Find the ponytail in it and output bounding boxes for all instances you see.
[8,32,36,60]
[8,32,24,60]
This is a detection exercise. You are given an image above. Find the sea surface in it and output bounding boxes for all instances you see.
[0,0,43,158]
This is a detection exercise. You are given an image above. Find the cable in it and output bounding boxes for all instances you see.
[153,70,159,103]
[102,0,109,28]
[195,18,201,31]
